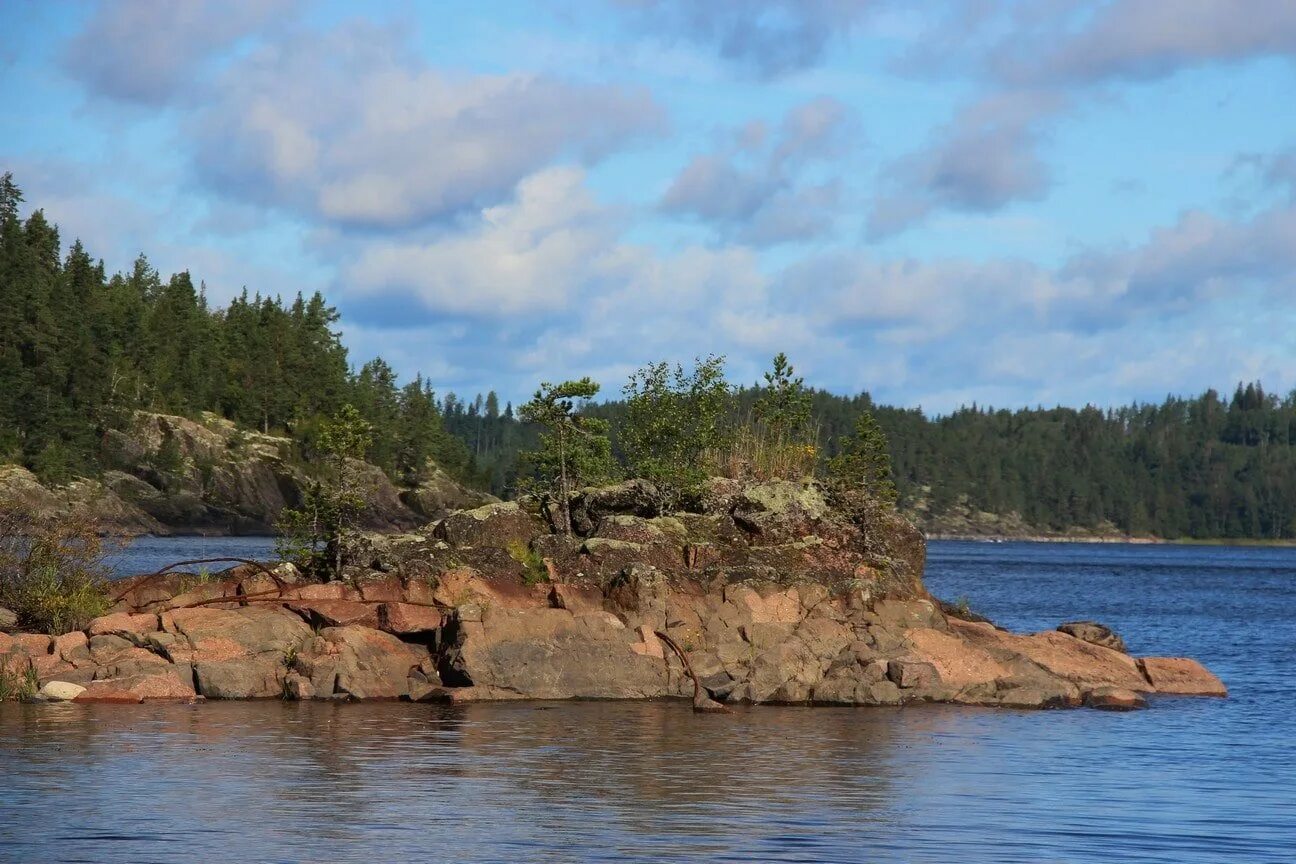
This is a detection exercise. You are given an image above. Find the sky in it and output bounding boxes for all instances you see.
[2,0,1295,414]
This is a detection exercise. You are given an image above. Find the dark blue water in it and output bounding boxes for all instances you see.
[1,540,1293,862]
[102,535,278,579]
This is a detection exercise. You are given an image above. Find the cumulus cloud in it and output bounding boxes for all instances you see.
[997,0,1296,85]
[662,97,851,244]
[193,21,666,229]
[1254,147,1296,201]
[63,0,297,105]
[868,90,1064,237]
[880,0,1296,231]
[343,167,618,316]
[612,0,872,76]
[337,143,1296,410]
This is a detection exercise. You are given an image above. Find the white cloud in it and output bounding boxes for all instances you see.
[868,90,1065,237]
[193,22,667,229]
[63,0,298,105]
[661,97,852,244]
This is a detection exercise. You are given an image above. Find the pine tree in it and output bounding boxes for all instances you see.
[519,379,616,534]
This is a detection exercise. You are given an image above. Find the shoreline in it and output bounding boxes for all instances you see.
[114,527,1296,549]
[924,532,1296,547]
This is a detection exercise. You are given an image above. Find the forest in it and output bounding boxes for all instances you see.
[4,171,1296,540]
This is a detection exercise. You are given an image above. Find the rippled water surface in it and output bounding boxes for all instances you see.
[2,540,1294,863]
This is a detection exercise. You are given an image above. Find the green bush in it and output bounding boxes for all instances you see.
[0,503,112,635]
[0,663,39,702]
[621,356,732,507]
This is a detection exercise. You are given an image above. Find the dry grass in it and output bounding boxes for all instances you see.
[705,419,820,482]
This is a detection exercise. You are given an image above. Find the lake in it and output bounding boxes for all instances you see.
[1,539,1293,862]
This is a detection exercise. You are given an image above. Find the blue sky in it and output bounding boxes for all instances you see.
[2,0,1295,413]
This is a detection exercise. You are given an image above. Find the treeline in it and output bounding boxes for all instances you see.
[0,173,473,485]
[440,381,1296,540]
[7,172,1296,539]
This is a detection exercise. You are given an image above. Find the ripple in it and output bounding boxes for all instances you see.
[2,541,1294,862]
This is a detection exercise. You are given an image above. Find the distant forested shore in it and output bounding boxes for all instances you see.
[4,171,1296,540]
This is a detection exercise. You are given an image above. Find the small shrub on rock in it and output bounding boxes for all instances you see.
[0,503,112,635]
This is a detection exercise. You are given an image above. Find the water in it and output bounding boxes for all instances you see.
[102,535,278,579]
[1,540,1293,863]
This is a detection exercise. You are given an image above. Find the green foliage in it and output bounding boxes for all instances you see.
[506,539,550,585]
[0,173,475,498]
[519,379,617,533]
[716,354,818,481]
[0,664,40,703]
[0,502,112,635]
[147,435,186,480]
[620,355,732,506]
[754,352,812,441]
[276,404,375,577]
[826,410,899,507]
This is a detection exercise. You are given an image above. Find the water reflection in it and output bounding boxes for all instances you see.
[7,697,1284,863]
[4,540,1296,862]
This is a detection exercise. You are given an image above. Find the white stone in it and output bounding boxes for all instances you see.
[39,681,86,701]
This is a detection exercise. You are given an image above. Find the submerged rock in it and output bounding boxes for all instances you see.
[1085,687,1147,711]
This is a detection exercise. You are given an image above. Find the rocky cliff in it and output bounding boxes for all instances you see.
[1,477,1226,710]
[0,412,495,535]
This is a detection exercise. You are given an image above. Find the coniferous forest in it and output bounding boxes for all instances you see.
[5,172,1296,540]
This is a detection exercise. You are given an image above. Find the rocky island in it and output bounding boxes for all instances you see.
[1,477,1225,711]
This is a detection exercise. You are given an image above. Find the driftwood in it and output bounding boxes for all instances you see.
[111,557,289,605]
[655,629,731,714]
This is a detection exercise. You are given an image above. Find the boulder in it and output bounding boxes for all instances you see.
[1058,621,1128,653]
[295,626,428,700]
[73,687,142,704]
[39,681,86,701]
[443,607,669,700]
[13,633,52,656]
[0,607,16,631]
[951,621,1150,693]
[569,480,661,534]
[1085,687,1146,711]
[400,464,498,519]
[89,669,196,701]
[887,659,940,689]
[1138,657,1227,697]
[87,612,159,638]
[730,479,829,541]
[377,603,444,635]
[161,607,312,661]
[195,659,285,699]
[52,632,92,667]
[435,502,543,549]
[283,672,315,700]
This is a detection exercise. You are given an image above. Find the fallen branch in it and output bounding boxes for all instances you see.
[112,557,290,605]
[654,629,730,714]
